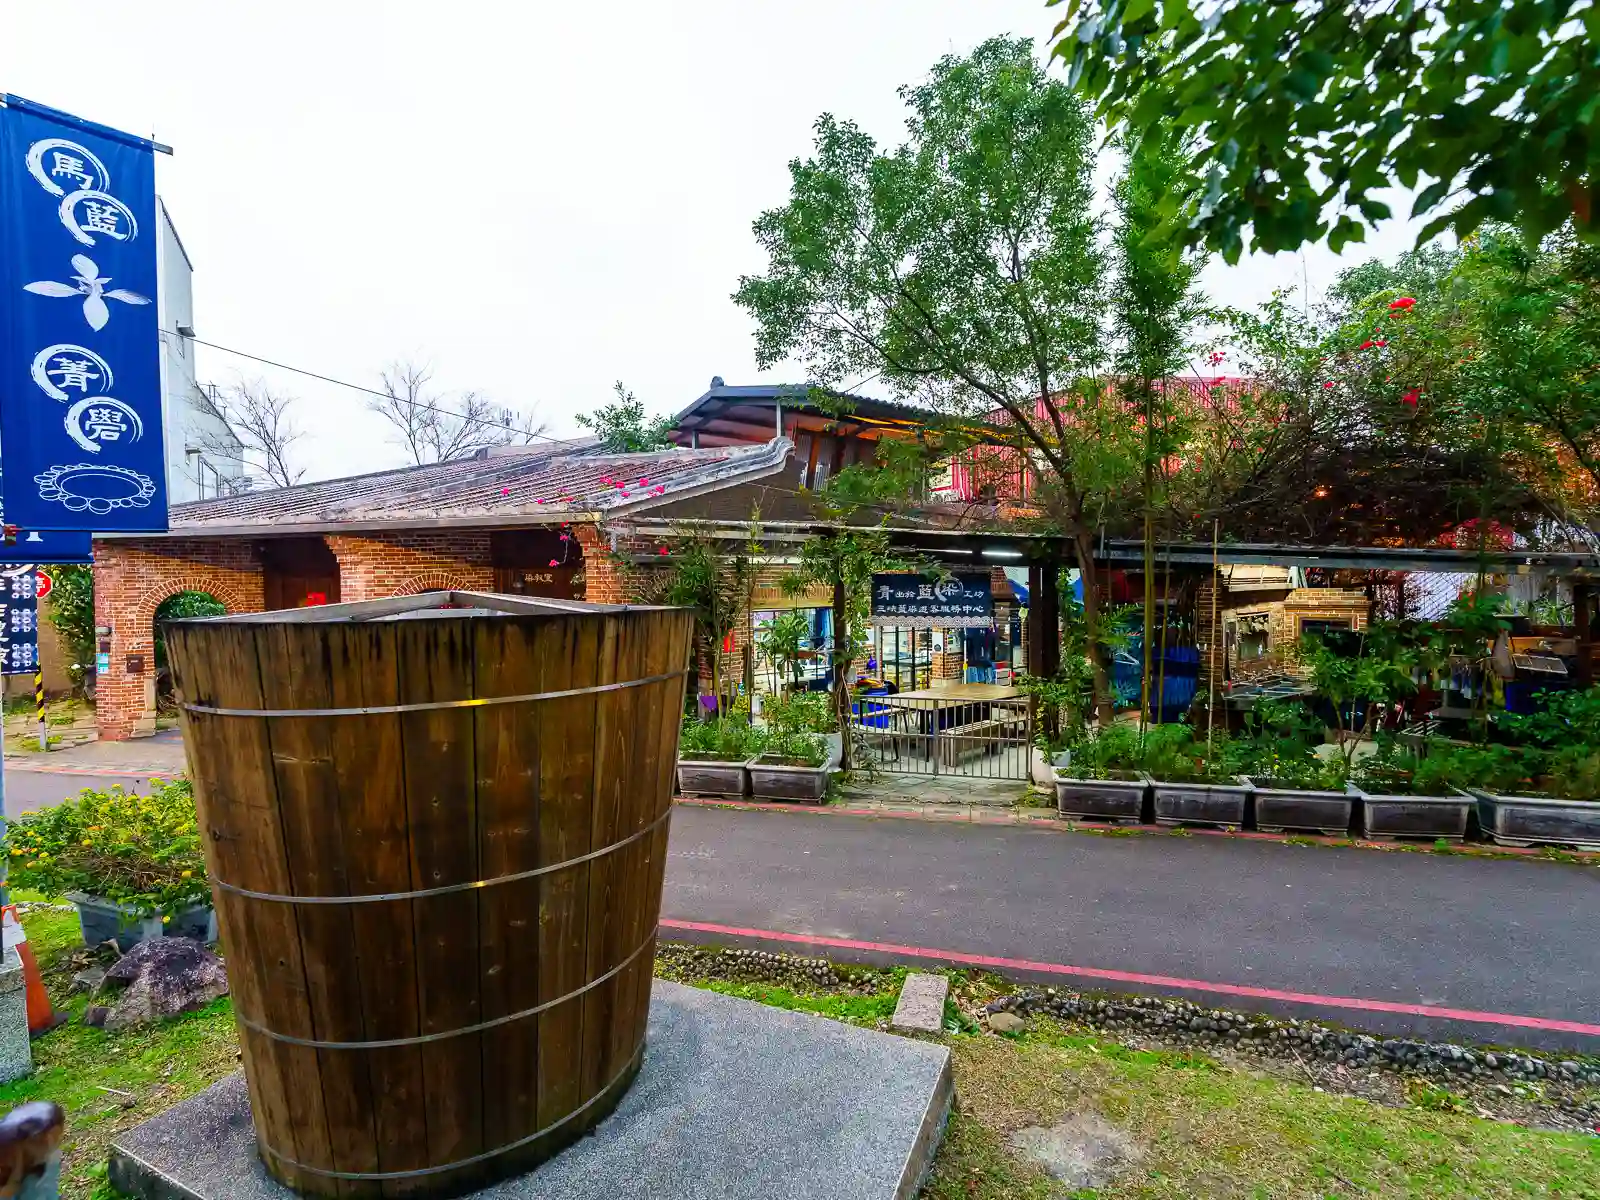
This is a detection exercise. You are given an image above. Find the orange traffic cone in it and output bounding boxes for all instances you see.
[2,906,63,1037]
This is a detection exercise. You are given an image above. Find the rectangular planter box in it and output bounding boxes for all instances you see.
[1150,777,1249,831]
[68,892,216,954]
[1472,791,1600,851]
[748,757,832,803]
[1349,786,1472,842]
[1249,779,1354,836]
[676,757,754,799]
[1053,773,1147,823]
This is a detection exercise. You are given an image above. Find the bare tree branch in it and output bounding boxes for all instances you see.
[369,358,546,465]
[190,380,306,489]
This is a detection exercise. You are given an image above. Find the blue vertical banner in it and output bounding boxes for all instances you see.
[0,567,39,676]
[0,95,167,531]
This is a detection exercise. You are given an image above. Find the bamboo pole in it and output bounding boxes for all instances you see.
[1207,519,1219,755]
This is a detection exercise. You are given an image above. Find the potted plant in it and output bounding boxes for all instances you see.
[3,779,214,951]
[1347,738,1485,841]
[676,718,769,798]
[1142,724,1252,831]
[1476,689,1600,849]
[1224,699,1352,835]
[1052,725,1150,823]
[749,730,834,803]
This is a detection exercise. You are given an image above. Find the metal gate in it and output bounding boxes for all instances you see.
[853,693,1032,779]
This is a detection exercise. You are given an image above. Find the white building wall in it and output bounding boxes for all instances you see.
[156,201,241,502]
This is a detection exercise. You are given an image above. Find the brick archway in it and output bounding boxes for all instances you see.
[119,577,252,739]
[394,570,471,596]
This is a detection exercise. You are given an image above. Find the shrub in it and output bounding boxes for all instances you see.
[1353,738,1535,796]
[679,717,769,761]
[761,690,837,735]
[4,779,209,918]
[760,730,828,767]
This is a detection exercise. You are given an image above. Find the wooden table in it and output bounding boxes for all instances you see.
[893,683,1021,703]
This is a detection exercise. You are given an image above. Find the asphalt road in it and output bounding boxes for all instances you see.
[662,803,1600,1051]
[1,767,164,819]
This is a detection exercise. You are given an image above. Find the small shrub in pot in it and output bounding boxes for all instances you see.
[4,779,212,949]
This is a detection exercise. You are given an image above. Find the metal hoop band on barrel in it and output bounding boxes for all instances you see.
[236,927,657,1050]
[178,667,687,719]
[210,806,672,905]
[256,1043,646,1182]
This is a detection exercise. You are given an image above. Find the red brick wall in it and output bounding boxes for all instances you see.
[92,537,266,741]
[324,531,494,601]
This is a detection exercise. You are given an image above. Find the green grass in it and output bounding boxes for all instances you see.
[11,915,1599,1200]
[924,1023,1600,1199]
[1,902,240,1200]
[694,978,902,1024]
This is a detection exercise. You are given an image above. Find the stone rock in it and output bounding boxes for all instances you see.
[891,973,949,1034]
[987,1011,1025,1034]
[99,938,228,1030]
[70,966,108,995]
[1007,1114,1143,1189]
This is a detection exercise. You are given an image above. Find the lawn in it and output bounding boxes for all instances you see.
[5,918,1596,1199]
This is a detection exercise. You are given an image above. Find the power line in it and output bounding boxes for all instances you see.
[188,336,585,448]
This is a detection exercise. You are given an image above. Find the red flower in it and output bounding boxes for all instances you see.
[1388,297,1416,310]
[501,487,510,496]
[658,546,669,556]
[548,559,559,567]
[559,533,569,542]
[1359,340,1375,351]
[639,477,650,486]
[1322,381,1335,389]
[559,495,574,502]
[535,498,545,504]
[619,490,630,499]
[1401,388,1421,407]
[1376,339,1387,347]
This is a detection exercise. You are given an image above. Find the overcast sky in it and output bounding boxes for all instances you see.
[3,1,1434,483]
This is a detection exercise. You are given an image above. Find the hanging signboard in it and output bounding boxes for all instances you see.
[870,572,993,629]
[0,567,40,676]
[0,94,167,531]
[0,475,94,563]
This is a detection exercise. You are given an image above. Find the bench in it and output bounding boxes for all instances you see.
[937,718,1007,767]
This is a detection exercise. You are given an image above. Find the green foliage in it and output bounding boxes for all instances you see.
[153,590,226,672]
[678,717,769,762]
[761,689,837,735]
[1497,686,1600,749]
[1055,1,1599,259]
[574,381,676,453]
[1301,623,1419,767]
[1060,722,1232,783]
[657,533,754,709]
[760,729,829,768]
[1354,737,1534,797]
[4,780,209,918]
[734,36,1144,711]
[756,610,811,689]
[41,564,94,692]
[1220,699,1345,790]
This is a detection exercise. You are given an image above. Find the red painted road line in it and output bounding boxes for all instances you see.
[658,917,1600,1036]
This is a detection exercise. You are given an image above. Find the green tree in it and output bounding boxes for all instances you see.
[734,36,1138,715]
[1053,1,1598,259]
[658,534,754,716]
[576,382,676,453]
[41,565,94,694]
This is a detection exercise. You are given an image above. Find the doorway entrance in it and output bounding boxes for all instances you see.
[261,537,340,610]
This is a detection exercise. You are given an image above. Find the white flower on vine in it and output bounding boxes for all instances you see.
[23,254,149,331]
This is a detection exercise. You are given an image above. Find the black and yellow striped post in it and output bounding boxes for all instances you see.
[33,669,45,753]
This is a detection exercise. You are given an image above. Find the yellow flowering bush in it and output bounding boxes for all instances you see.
[3,779,209,917]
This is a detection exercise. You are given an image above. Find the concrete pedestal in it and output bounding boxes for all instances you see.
[0,947,32,1084]
[110,980,953,1200]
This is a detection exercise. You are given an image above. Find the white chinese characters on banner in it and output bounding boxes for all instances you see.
[0,567,40,676]
[65,396,143,453]
[31,343,114,401]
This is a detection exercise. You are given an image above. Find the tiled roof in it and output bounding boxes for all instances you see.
[162,438,792,535]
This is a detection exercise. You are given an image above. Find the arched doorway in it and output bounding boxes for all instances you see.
[152,590,225,726]
[262,537,340,610]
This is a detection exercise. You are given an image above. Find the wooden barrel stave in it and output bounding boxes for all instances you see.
[169,607,691,1199]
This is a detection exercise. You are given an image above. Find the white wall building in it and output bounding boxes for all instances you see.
[156,200,242,503]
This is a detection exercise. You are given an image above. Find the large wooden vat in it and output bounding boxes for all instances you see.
[166,592,693,1198]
